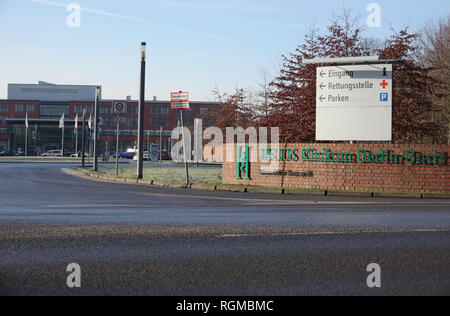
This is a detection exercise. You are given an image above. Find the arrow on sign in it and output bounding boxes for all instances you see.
[319,95,326,102]
[320,70,326,78]
[319,83,326,90]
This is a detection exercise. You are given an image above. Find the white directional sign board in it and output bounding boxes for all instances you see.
[316,64,393,141]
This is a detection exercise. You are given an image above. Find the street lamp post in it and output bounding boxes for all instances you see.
[137,42,147,179]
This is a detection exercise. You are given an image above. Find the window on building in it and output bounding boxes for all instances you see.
[75,105,91,114]
[127,106,136,115]
[74,105,90,114]
[200,108,208,116]
[184,109,195,117]
[127,118,138,126]
[40,105,70,118]
[160,107,169,116]
[26,104,35,113]
[0,104,8,113]
[100,106,109,114]
[100,117,114,126]
[150,118,168,128]
[15,104,24,113]
[150,106,159,115]
[184,119,194,127]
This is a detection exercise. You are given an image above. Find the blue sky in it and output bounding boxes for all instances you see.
[0,0,448,101]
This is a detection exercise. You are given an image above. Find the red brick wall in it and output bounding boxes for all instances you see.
[222,144,450,193]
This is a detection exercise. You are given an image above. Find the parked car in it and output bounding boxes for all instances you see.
[42,150,63,157]
[159,150,171,161]
[0,151,15,157]
[133,151,149,161]
[118,152,136,159]
[133,151,171,161]
[70,152,89,157]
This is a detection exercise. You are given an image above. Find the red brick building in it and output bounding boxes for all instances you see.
[0,98,217,155]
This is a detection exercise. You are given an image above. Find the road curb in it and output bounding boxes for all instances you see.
[68,167,450,199]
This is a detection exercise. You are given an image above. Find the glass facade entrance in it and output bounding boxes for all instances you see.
[9,124,77,155]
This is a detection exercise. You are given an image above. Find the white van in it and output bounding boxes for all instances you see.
[42,150,63,157]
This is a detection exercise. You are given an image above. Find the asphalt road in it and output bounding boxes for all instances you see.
[0,163,449,296]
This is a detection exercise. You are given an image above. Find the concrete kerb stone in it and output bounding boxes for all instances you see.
[423,193,450,199]
[70,167,449,199]
[327,190,374,198]
[373,192,423,199]
[283,188,326,196]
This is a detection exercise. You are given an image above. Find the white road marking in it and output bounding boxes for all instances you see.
[45,197,450,208]
[219,228,450,238]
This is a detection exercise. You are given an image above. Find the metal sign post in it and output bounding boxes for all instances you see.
[113,101,127,177]
[116,118,120,177]
[147,130,150,163]
[159,126,163,163]
[170,92,190,185]
[180,109,189,185]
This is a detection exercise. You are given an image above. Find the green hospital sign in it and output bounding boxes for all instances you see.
[236,146,447,180]
[259,147,447,165]
[236,145,251,180]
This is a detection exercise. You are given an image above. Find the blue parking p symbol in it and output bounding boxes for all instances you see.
[380,93,389,102]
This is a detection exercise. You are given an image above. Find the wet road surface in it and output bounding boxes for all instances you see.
[0,164,449,295]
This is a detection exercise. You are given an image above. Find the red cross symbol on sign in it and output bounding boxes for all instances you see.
[380,80,389,89]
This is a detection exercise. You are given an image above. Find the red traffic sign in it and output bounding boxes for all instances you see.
[113,101,127,114]
[170,92,190,109]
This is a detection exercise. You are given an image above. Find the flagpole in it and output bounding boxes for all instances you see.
[25,127,27,156]
[34,123,38,156]
[60,113,65,157]
[25,113,28,157]
[93,87,100,172]
[75,114,78,157]
[75,126,78,156]
[62,124,64,157]
[81,108,86,167]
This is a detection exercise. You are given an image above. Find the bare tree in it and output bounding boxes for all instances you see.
[256,69,273,120]
[361,37,387,55]
[417,15,450,143]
